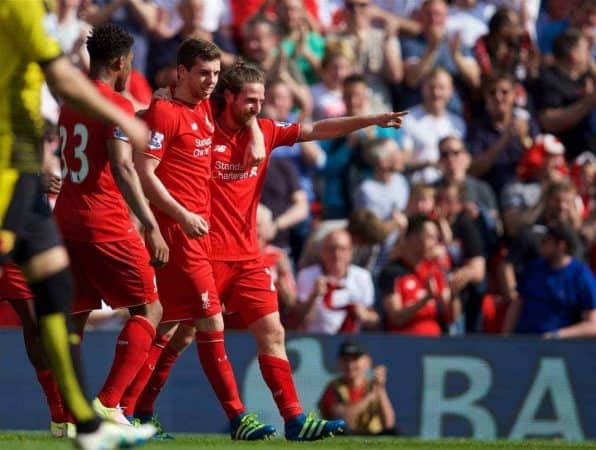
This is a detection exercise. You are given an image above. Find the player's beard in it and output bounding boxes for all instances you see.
[233,109,255,128]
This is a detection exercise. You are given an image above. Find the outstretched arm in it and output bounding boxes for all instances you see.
[297,111,407,142]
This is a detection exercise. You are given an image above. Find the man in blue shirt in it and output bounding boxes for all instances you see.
[513,223,596,338]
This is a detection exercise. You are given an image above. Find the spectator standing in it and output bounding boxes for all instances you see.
[318,340,397,435]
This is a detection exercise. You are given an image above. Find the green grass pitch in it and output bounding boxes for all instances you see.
[0,433,592,450]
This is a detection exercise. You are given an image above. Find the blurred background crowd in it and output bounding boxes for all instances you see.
[3,0,596,336]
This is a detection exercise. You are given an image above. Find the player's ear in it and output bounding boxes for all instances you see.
[113,55,125,71]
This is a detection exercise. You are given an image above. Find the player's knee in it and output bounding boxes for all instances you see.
[195,312,224,332]
[171,324,196,351]
[132,300,163,327]
[30,267,73,317]
[257,320,285,349]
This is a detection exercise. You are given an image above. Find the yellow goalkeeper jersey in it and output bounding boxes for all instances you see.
[0,0,62,220]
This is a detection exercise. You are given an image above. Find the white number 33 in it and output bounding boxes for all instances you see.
[59,123,89,184]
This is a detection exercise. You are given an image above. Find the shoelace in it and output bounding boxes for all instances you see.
[240,413,265,431]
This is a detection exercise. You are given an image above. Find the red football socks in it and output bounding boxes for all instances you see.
[120,333,170,416]
[258,354,303,421]
[97,315,155,408]
[195,330,244,420]
[36,369,65,422]
[134,342,181,416]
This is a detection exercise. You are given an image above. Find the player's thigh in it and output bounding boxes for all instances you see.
[226,260,279,327]
[86,238,158,310]
[63,240,103,314]
[157,258,221,323]
[5,174,61,265]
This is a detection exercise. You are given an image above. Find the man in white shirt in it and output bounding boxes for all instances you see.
[295,229,378,333]
[404,67,466,183]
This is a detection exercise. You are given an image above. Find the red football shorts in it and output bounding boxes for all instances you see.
[212,257,278,328]
[0,263,32,301]
[65,237,158,314]
[154,221,220,323]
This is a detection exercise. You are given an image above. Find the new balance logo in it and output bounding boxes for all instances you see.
[213,145,227,153]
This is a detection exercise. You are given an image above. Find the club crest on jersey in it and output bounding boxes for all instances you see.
[275,121,292,128]
[148,131,165,150]
[191,122,198,131]
[201,291,211,310]
[213,145,227,153]
[112,126,129,142]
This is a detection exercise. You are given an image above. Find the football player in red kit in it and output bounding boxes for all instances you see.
[206,61,405,440]
[131,39,275,440]
[53,24,168,425]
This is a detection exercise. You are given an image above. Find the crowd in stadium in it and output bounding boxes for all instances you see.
[1,0,595,339]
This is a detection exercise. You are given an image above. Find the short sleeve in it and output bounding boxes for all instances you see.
[296,266,320,302]
[578,264,596,312]
[262,119,301,151]
[106,97,135,143]
[141,101,175,161]
[4,1,62,65]
[378,265,398,298]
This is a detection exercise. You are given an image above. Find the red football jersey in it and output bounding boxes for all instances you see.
[54,80,135,242]
[209,118,300,260]
[142,98,214,223]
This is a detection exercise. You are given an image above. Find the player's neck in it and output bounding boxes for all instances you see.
[90,66,117,90]
[174,84,202,107]
[219,109,243,135]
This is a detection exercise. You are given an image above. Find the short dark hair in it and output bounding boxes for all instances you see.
[488,7,518,34]
[343,73,367,88]
[545,222,579,255]
[553,28,585,61]
[481,70,515,93]
[177,38,221,70]
[243,15,280,38]
[405,214,436,238]
[212,60,265,113]
[86,24,133,62]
